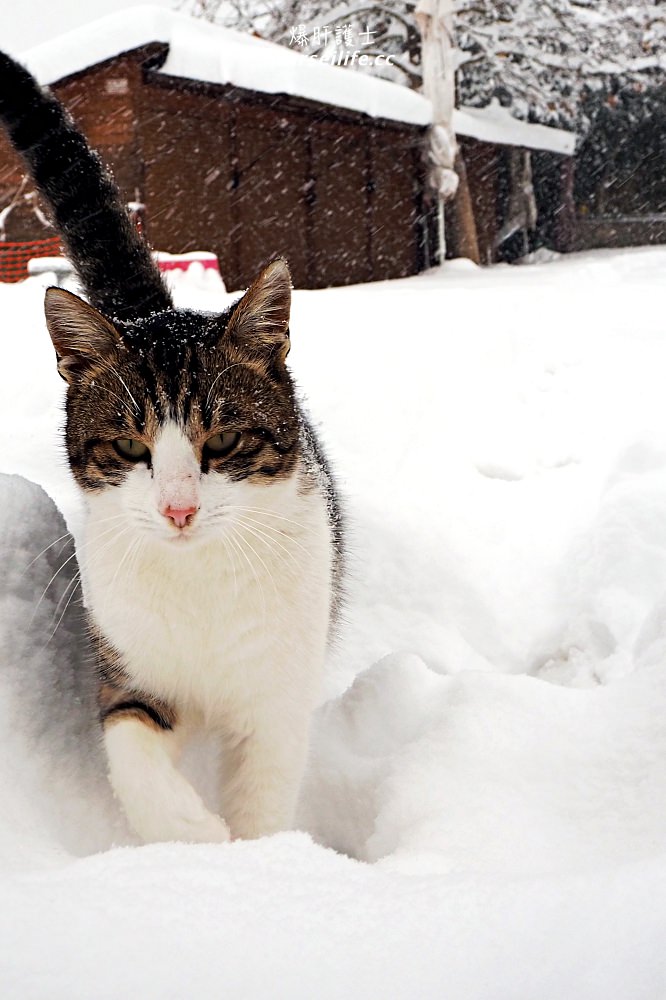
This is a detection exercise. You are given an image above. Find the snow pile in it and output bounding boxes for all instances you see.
[301,654,666,875]
[2,248,666,996]
[0,474,128,869]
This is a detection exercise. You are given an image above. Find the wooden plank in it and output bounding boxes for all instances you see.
[308,119,372,287]
[370,132,422,280]
[231,104,311,289]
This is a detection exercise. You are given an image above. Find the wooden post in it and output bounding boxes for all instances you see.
[450,150,481,264]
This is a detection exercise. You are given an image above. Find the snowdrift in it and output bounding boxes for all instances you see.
[1,249,666,998]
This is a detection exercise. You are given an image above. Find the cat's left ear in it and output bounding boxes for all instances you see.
[226,257,291,365]
[44,287,122,383]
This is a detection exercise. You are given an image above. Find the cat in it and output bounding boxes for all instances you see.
[0,52,343,844]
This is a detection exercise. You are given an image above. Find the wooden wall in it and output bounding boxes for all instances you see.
[140,74,426,290]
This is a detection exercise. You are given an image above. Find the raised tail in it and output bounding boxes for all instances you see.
[0,51,172,320]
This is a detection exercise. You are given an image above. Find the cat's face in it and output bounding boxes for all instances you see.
[44,259,302,544]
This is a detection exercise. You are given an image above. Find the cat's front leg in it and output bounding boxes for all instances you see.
[221,704,314,840]
[103,712,230,845]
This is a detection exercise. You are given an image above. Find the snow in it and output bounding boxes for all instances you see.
[2,247,666,995]
[17,6,576,148]
[0,0,174,56]
[19,6,432,127]
[454,101,576,155]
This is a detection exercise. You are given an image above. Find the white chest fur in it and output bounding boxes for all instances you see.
[83,471,333,727]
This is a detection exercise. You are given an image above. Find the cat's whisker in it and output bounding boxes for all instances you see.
[31,520,133,624]
[51,591,85,642]
[224,530,251,605]
[52,568,81,622]
[108,533,144,605]
[77,519,134,557]
[228,511,295,535]
[74,526,137,613]
[31,547,82,624]
[79,513,127,531]
[73,513,127,544]
[233,523,281,596]
[22,531,74,574]
[90,525,135,565]
[126,533,146,580]
[234,516,301,571]
[220,533,239,601]
[233,513,311,557]
[225,505,310,528]
[47,571,83,642]
[205,363,249,410]
[97,358,141,415]
[208,508,312,539]
[234,520,292,573]
[230,505,300,521]
[89,381,137,419]
[227,525,267,619]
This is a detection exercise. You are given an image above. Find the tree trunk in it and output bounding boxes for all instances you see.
[449,150,481,264]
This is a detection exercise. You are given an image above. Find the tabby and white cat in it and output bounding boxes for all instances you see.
[0,53,343,843]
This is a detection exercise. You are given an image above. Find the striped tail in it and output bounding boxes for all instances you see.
[0,51,172,320]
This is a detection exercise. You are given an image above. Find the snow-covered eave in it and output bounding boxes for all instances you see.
[18,5,431,129]
[17,7,574,152]
[454,103,576,156]
[18,9,172,88]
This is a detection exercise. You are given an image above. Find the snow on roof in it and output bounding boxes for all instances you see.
[454,102,576,156]
[19,8,575,152]
[19,6,432,127]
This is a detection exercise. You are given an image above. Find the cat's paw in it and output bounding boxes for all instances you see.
[126,798,231,845]
[176,812,231,845]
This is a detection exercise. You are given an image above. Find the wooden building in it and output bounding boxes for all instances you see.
[0,9,433,290]
[444,104,577,264]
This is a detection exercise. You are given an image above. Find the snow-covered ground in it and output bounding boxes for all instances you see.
[2,247,666,997]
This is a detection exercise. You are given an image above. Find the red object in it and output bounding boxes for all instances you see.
[0,236,62,282]
[155,253,220,275]
[0,243,221,283]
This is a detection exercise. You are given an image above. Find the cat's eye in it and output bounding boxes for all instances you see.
[113,438,150,462]
[204,431,241,458]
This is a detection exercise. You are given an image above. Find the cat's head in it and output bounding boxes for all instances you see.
[44,258,302,544]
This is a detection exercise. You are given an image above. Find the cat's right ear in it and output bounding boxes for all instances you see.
[44,288,122,383]
[225,258,291,365]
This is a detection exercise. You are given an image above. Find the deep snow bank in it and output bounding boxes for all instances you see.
[0,474,128,868]
[2,249,666,997]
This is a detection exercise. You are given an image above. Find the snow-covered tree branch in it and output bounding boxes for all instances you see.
[453,0,665,125]
[183,0,665,127]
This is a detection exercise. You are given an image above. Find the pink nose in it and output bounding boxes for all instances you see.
[162,505,198,528]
